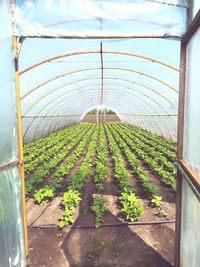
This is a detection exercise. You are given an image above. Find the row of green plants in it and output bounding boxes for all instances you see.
[91,197,108,228]
[24,123,89,174]
[24,124,84,164]
[107,124,161,200]
[111,123,176,190]
[34,124,97,204]
[58,125,99,228]
[115,123,176,175]
[26,124,94,196]
[24,125,76,156]
[118,123,176,162]
[123,123,176,152]
[104,124,144,222]
[24,122,174,227]
[94,124,109,192]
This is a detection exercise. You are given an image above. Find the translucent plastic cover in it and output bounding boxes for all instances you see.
[180,179,200,267]
[11,0,187,142]
[19,38,180,142]
[0,0,25,266]
[183,28,200,176]
[14,0,187,38]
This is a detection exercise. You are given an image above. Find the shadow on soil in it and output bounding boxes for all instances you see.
[61,184,174,267]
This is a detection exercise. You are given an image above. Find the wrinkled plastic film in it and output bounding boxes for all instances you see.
[19,38,180,142]
[183,27,200,177]
[14,0,187,38]
[0,1,25,266]
[0,167,25,267]
[180,179,200,267]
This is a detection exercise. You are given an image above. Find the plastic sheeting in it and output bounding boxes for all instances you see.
[183,27,200,177]
[180,179,200,267]
[191,0,200,19]
[0,0,25,266]
[0,167,25,267]
[19,38,180,143]
[12,1,187,143]
[12,0,186,143]
[14,0,188,38]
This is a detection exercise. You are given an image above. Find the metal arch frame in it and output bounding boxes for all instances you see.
[98,89,172,138]
[32,95,94,140]
[52,98,153,138]
[26,87,173,141]
[32,89,168,139]
[53,95,154,136]
[19,50,179,76]
[80,105,122,122]
[23,93,98,141]
[28,91,149,141]
[22,81,176,138]
[42,99,97,139]
[25,85,160,140]
[56,93,165,137]
[24,90,155,141]
[21,77,177,117]
[21,67,177,138]
[83,83,177,127]
[56,89,172,138]
[51,103,129,138]
[57,82,177,127]
[32,89,100,140]
[20,67,178,101]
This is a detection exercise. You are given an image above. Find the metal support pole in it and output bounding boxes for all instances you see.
[13,36,29,258]
[96,108,99,123]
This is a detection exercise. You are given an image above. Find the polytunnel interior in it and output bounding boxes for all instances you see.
[1,1,200,267]
[20,38,180,143]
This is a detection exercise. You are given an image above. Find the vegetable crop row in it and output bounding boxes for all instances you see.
[58,124,99,228]
[24,123,90,174]
[24,123,87,164]
[114,123,176,174]
[123,123,176,152]
[110,124,176,190]
[104,124,144,222]
[26,123,94,195]
[118,123,176,162]
[107,123,161,200]
[94,124,109,192]
[34,124,97,204]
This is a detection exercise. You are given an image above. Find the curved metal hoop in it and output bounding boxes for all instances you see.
[20,50,179,75]
[22,76,177,117]
[24,91,156,141]
[25,88,173,141]
[20,67,178,101]
[22,81,177,132]
[51,91,171,138]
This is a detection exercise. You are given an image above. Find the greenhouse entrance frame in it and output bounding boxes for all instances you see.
[175,8,200,267]
[0,1,200,267]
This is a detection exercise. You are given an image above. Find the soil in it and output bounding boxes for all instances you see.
[27,126,176,267]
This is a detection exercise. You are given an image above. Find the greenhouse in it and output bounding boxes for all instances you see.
[0,0,200,266]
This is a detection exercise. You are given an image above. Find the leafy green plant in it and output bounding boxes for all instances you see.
[58,126,99,228]
[34,187,54,204]
[151,195,162,207]
[58,207,76,228]
[119,189,144,222]
[156,209,167,218]
[91,197,108,228]
[25,123,94,195]
[110,123,176,191]
[58,190,81,228]
[61,190,81,207]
